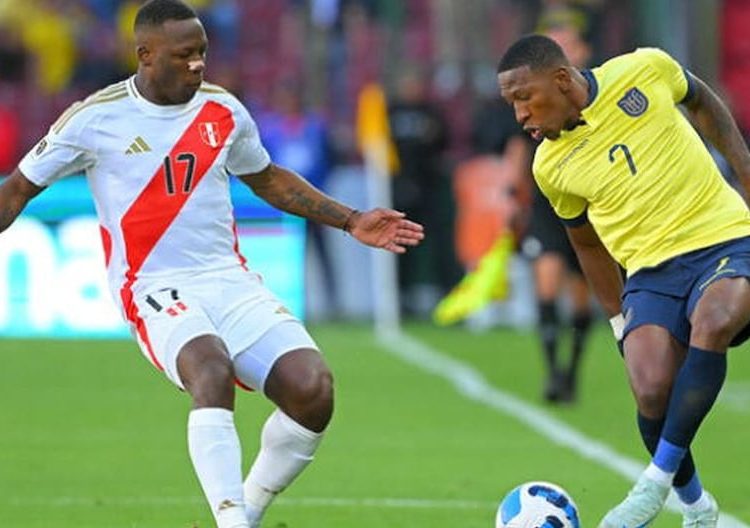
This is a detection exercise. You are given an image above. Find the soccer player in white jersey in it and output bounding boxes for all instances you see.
[0,1,424,527]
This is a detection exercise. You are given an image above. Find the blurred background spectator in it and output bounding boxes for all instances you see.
[387,67,457,317]
[256,81,340,319]
[0,0,745,323]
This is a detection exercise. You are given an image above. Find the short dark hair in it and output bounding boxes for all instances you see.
[497,34,569,74]
[135,0,198,29]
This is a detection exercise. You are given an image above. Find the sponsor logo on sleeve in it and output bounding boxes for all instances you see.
[32,138,48,158]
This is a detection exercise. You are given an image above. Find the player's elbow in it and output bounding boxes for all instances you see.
[0,170,43,232]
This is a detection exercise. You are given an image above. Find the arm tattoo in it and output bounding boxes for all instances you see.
[276,190,348,224]
[247,166,350,227]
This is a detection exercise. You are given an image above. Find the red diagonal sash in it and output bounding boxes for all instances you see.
[119,101,235,368]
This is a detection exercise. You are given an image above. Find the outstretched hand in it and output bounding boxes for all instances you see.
[347,208,424,253]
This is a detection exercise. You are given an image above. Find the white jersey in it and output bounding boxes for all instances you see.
[19,76,271,324]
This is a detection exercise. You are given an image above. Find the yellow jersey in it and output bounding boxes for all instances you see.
[533,47,750,274]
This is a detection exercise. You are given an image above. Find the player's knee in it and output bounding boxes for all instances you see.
[265,349,334,431]
[634,385,670,417]
[630,368,671,416]
[295,365,334,414]
[288,364,334,431]
[691,310,736,349]
[184,355,236,407]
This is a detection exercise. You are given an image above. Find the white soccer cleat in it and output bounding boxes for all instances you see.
[598,473,670,528]
[682,491,719,528]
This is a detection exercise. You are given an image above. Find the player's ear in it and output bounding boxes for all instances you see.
[135,28,158,66]
[553,67,573,93]
[137,44,152,66]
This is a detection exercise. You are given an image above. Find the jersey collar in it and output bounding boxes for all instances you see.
[570,68,599,132]
[581,69,599,106]
[127,76,201,117]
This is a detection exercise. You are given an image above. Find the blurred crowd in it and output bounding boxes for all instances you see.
[0,0,632,172]
[1,0,749,321]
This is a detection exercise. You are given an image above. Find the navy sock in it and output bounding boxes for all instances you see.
[661,346,727,448]
[675,472,703,504]
[636,413,697,487]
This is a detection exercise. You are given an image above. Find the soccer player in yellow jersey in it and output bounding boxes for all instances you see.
[498,35,750,528]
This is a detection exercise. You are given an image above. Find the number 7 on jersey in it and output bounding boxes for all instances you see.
[608,143,637,175]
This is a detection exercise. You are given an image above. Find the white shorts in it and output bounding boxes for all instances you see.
[130,268,319,390]
[233,319,319,392]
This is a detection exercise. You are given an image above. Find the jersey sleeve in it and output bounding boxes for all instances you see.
[636,47,695,104]
[534,164,588,226]
[225,101,271,175]
[18,102,97,187]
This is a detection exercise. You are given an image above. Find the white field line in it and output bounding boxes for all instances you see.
[7,496,493,510]
[377,329,748,528]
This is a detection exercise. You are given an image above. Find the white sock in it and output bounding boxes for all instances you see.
[683,491,712,512]
[244,409,324,523]
[188,408,247,528]
[216,504,250,528]
[644,462,675,487]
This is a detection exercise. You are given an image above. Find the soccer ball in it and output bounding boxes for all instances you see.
[495,481,580,528]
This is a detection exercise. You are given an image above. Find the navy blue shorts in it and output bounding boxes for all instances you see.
[622,236,750,347]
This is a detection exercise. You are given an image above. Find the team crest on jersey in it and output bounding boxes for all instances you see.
[617,88,649,117]
[199,122,222,148]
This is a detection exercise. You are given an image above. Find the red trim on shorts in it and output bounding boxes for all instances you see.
[231,220,248,270]
[120,284,163,370]
[234,377,255,392]
[117,101,236,370]
[134,313,159,370]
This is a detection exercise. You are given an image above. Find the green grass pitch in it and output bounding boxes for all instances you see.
[0,322,748,527]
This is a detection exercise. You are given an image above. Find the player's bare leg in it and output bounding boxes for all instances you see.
[178,335,249,528]
[599,325,677,528]
[623,325,683,419]
[243,348,333,527]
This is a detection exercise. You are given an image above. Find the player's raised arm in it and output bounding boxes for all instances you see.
[238,163,424,253]
[682,73,750,199]
[0,168,45,233]
[565,221,623,318]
